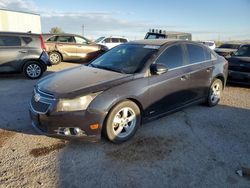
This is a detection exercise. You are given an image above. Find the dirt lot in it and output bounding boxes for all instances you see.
[0,62,250,187]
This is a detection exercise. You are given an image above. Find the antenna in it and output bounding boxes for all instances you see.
[82,24,84,36]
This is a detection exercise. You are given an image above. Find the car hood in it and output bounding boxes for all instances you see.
[37,65,133,98]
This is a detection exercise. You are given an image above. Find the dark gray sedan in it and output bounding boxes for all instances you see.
[29,39,228,143]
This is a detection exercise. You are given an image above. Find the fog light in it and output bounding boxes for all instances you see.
[72,128,85,136]
[54,127,86,136]
[64,128,71,136]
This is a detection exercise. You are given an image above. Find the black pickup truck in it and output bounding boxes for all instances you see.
[227,44,250,84]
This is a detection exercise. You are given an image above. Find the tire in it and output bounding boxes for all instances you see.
[206,79,223,107]
[23,61,44,79]
[104,100,141,143]
[49,52,61,65]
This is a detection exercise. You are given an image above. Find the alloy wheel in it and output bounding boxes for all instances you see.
[112,107,137,138]
[26,64,41,78]
[49,53,60,64]
[210,82,221,103]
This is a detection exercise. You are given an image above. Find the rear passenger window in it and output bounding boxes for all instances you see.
[112,38,119,43]
[186,44,205,64]
[204,48,213,60]
[57,36,74,43]
[156,45,184,69]
[22,37,33,45]
[0,36,21,46]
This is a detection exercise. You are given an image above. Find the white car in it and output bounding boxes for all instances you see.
[95,36,129,49]
[198,41,216,50]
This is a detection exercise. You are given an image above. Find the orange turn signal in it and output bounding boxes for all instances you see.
[90,123,99,130]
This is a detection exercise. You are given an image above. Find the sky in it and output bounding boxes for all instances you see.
[0,0,250,41]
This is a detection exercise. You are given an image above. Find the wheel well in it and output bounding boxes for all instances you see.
[101,98,143,137]
[215,75,225,88]
[49,51,63,61]
[22,59,46,72]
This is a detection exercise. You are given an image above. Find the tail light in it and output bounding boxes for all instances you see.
[39,35,45,50]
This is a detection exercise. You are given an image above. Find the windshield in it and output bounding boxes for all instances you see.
[89,44,158,74]
[95,37,105,43]
[232,46,250,57]
[145,33,165,39]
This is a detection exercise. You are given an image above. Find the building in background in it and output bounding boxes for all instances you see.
[0,9,41,33]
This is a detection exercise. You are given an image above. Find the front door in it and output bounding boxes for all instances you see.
[55,35,78,61]
[74,36,100,61]
[146,44,194,117]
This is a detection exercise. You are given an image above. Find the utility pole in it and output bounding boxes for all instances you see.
[82,24,84,36]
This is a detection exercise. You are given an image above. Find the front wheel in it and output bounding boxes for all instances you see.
[104,100,141,143]
[206,79,223,107]
[23,61,44,79]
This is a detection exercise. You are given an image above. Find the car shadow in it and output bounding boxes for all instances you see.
[54,104,250,187]
[0,71,56,136]
[0,70,55,79]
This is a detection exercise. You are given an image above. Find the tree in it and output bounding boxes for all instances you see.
[49,27,64,34]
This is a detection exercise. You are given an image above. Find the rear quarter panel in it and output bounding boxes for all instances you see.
[212,55,228,87]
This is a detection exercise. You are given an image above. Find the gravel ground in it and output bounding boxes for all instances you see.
[0,62,250,188]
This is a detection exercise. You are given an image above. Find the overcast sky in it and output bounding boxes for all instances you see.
[0,0,250,41]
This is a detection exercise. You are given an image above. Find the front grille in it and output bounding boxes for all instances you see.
[37,88,54,99]
[30,87,55,114]
[31,97,50,113]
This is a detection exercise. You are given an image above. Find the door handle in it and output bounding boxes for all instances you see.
[206,66,215,72]
[206,67,212,72]
[19,50,28,53]
[180,74,189,81]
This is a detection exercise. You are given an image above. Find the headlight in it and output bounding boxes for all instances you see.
[57,92,101,112]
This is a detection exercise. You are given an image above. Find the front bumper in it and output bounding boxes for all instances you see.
[29,106,106,141]
[228,70,250,83]
[39,51,51,67]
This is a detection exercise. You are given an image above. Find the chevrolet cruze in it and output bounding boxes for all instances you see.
[29,39,228,143]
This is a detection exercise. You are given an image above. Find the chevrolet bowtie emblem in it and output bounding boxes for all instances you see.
[34,93,41,102]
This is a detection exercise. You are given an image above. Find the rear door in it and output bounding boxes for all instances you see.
[55,35,78,61]
[147,44,194,117]
[184,43,215,100]
[0,35,25,72]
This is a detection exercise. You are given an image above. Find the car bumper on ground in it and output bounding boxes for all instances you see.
[40,51,51,66]
[228,70,250,83]
[29,107,105,141]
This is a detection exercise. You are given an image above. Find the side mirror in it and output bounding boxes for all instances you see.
[150,64,168,75]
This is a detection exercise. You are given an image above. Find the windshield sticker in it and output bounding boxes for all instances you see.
[144,45,160,49]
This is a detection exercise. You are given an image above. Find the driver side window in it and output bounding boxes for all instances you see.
[156,44,184,69]
[74,36,87,44]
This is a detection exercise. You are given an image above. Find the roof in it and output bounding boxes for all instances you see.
[0,8,40,16]
[127,39,182,46]
[42,33,84,38]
